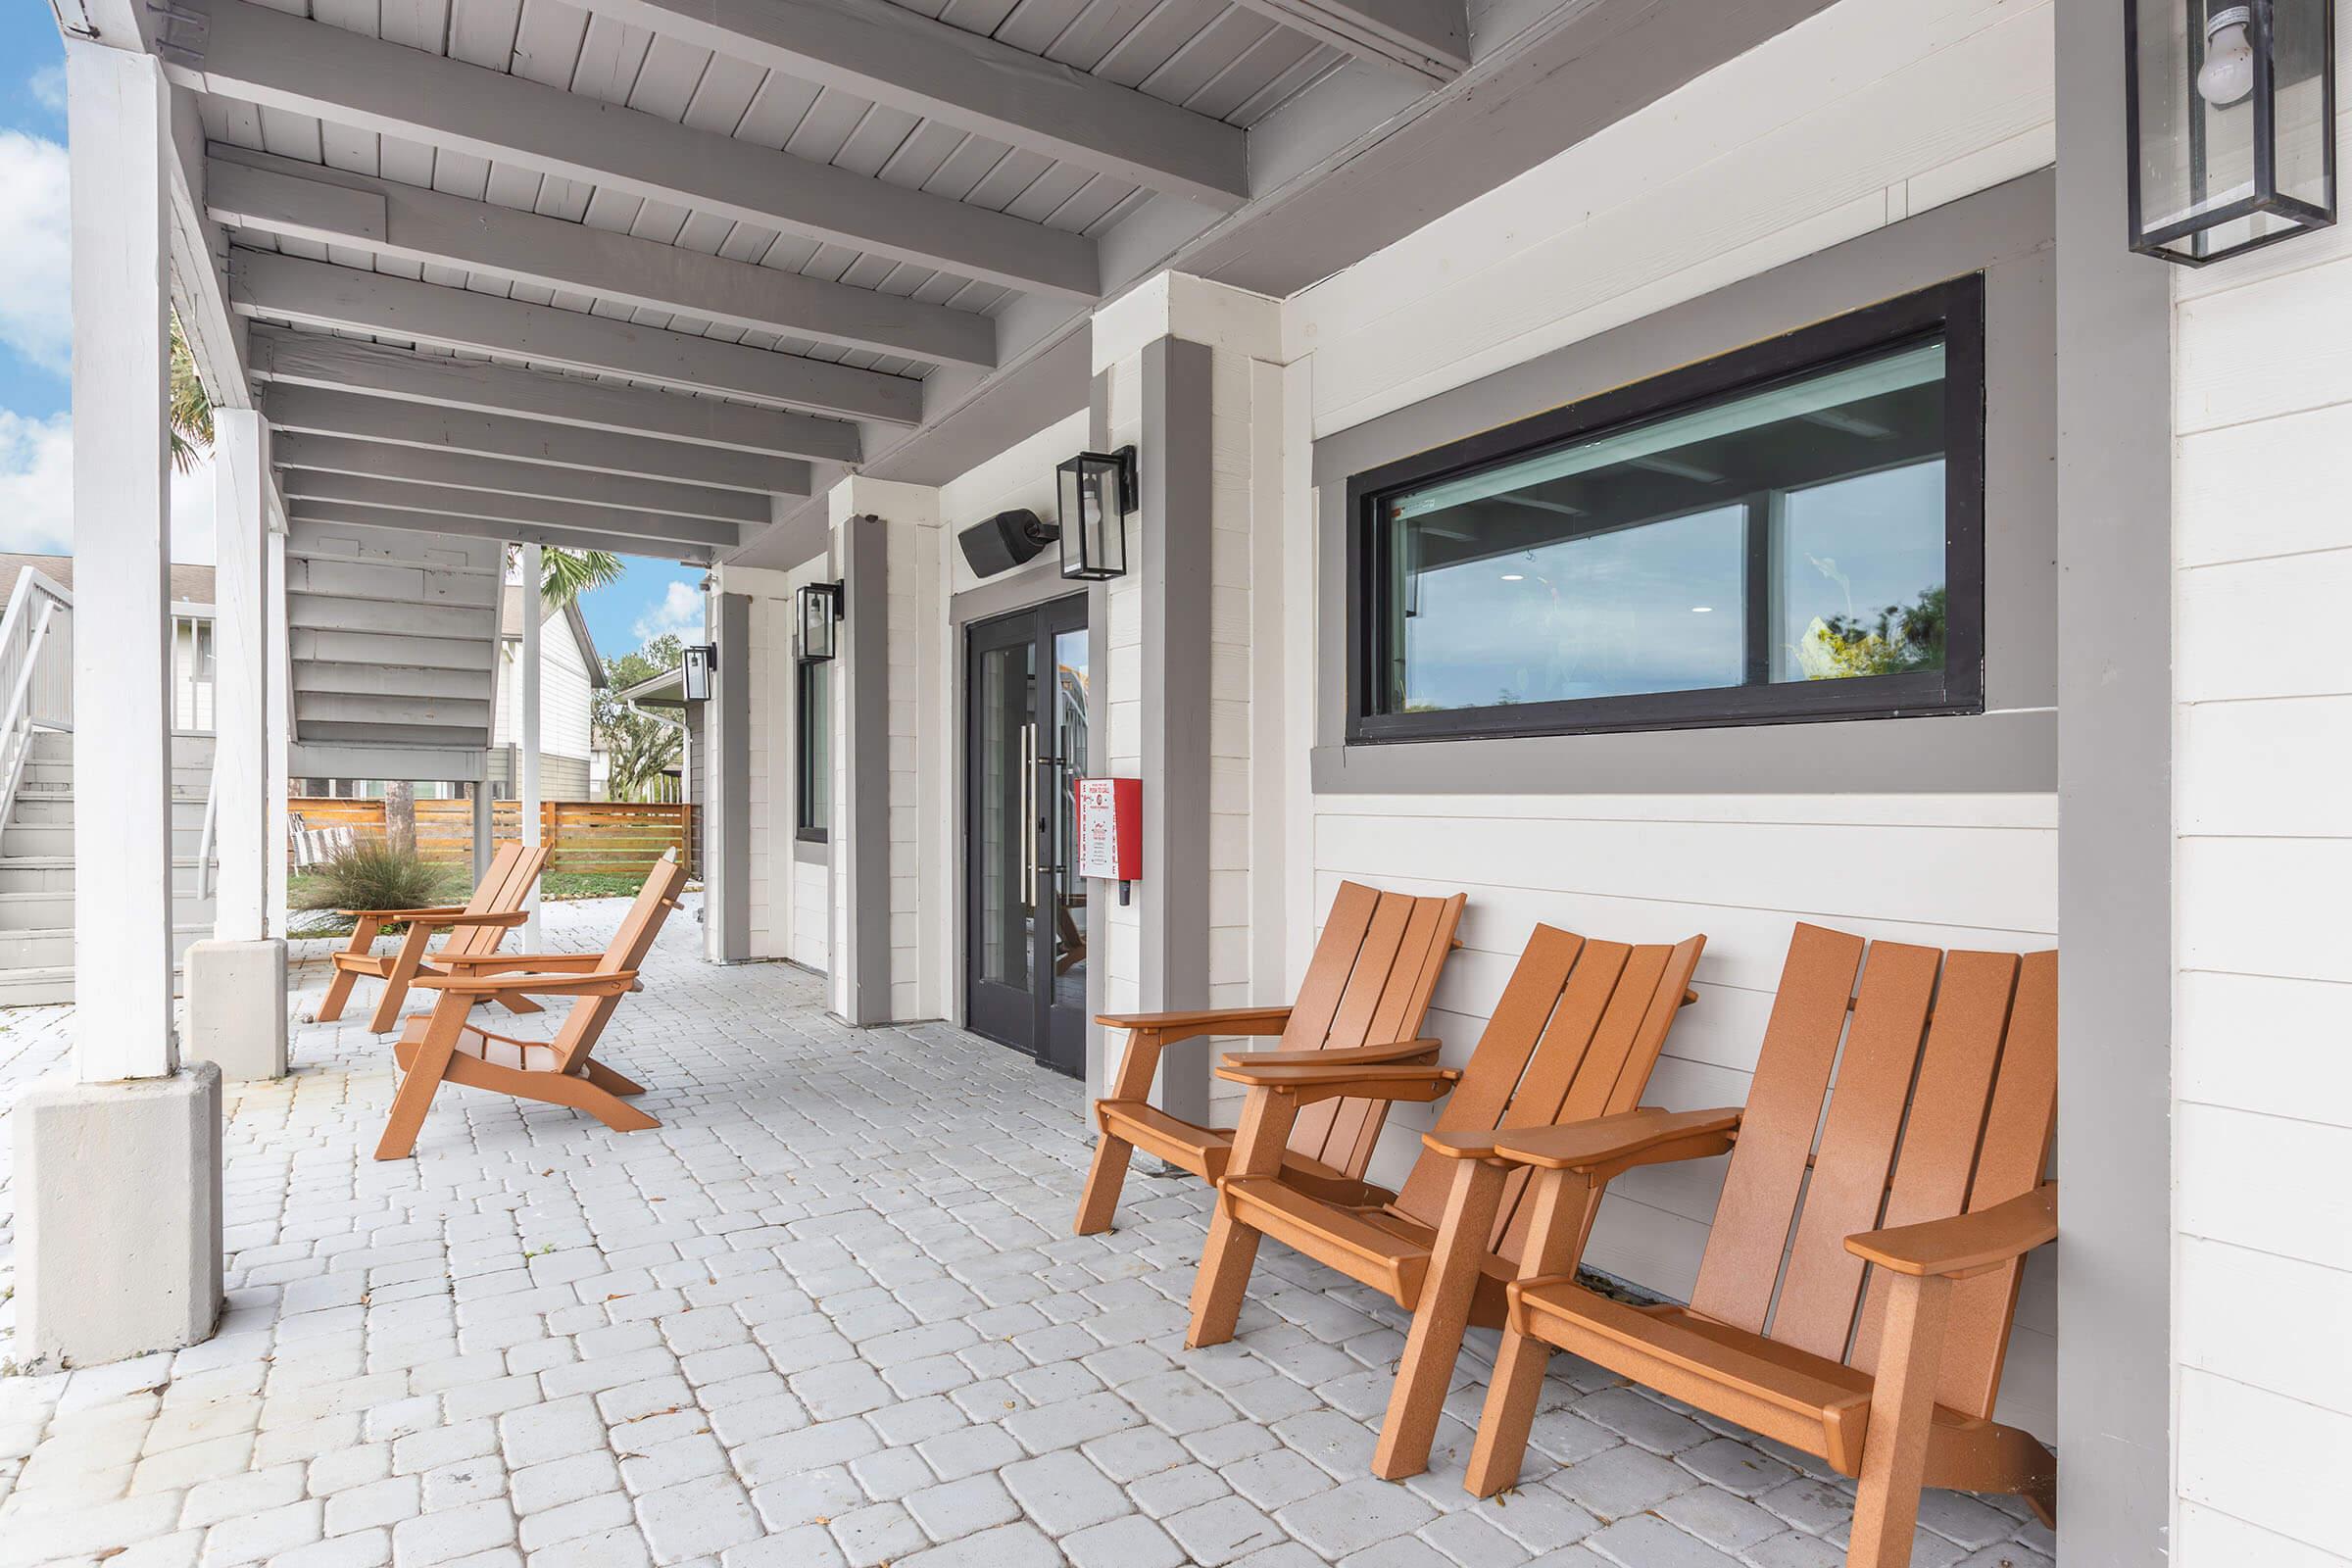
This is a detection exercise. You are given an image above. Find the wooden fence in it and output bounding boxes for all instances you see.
[287,798,697,877]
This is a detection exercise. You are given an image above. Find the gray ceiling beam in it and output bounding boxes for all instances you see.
[590,0,1249,210]
[206,151,998,371]
[230,250,921,425]
[279,472,751,552]
[261,382,811,497]
[288,501,726,565]
[1228,0,1468,84]
[169,0,1102,301]
[271,432,769,525]
[250,327,859,466]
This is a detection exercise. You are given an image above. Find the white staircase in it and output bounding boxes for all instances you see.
[0,729,219,1005]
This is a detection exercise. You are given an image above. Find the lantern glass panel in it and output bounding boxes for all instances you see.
[799,585,837,662]
[1058,456,1127,579]
[2131,0,2335,264]
[682,646,712,702]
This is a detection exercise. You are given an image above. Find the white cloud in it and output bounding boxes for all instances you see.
[632,579,705,643]
[0,409,219,564]
[0,410,72,553]
[29,65,66,114]
[0,129,71,377]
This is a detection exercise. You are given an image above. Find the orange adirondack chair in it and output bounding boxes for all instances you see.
[1185,924,1705,1482]
[374,851,687,1160]
[1075,881,1467,1236]
[1457,924,2058,1568]
[316,840,549,1032]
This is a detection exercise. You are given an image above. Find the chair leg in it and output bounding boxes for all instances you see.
[494,992,545,1016]
[1465,1326,1553,1497]
[315,919,379,1022]
[1074,1124,1136,1235]
[570,1079,661,1133]
[368,926,435,1033]
[376,1003,465,1160]
[1375,1158,1506,1480]
[1186,1199,1264,1348]
[581,1058,646,1097]
[1846,1273,1954,1568]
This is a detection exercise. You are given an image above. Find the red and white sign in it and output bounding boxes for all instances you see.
[1073,776,1142,882]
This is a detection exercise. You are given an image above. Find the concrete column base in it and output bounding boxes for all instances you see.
[13,1062,223,1369]
[183,938,288,1081]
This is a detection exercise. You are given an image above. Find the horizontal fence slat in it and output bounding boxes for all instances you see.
[288,798,696,878]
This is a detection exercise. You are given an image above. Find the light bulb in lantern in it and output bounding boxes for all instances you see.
[2198,6,2256,106]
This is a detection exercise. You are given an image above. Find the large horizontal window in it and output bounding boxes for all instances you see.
[1348,278,1984,743]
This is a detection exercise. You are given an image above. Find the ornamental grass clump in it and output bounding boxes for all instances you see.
[292,839,466,926]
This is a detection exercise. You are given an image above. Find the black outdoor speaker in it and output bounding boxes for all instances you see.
[956,508,1058,579]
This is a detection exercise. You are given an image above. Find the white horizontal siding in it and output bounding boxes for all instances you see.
[1286,0,2055,438]
[2170,18,2352,1554]
[941,411,1090,599]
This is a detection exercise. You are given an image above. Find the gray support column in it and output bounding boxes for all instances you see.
[2054,3,2173,1560]
[839,517,892,1024]
[19,39,223,1370]
[185,406,287,1083]
[1084,369,1113,1105]
[710,590,752,962]
[1139,335,1214,1124]
[266,528,291,939]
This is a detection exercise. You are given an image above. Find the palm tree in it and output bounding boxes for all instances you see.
[169,316,214,473]
[533,546,627,608]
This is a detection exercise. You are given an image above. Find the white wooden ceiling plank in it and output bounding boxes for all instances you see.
[377,132,438,187]
[258,106,326,162]
[431,148,493,200]
[568,14,658,104]
[480,161,543,211]
[627,32,712,122]
[378,0,454,55]
[960,147,1054,212]
[1140,7,1272,107]
[717,224,778,264]
[680,53,765,136]
[937,0,1024,36]
[671,211,735,255]
[992,0,1094,57]
[733,69,823,149]
[510,0,592,89]
[318,119,381,173]
[1045,171,1135,233]
[786,86,873,167]
[1041,0,1165,71]
[834,104,923,180]
[1184,16,1311,120]
[921,131,1013,201]
[876,122,968,192]
[1222,0,1466,83]
[1092,0,1223,88]
[1004,162,1094,225]
[448,0,524,69]
[273,431,772,520]
[1226,38,1339,124]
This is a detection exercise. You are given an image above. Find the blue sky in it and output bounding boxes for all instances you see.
[0,17,691,662]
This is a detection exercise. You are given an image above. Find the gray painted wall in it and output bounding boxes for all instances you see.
[1309,172,2058,797]
[711,591,751,963]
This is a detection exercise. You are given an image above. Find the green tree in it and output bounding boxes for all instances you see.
[595,633,688,802]
[169,316,214,473]
[531,546,627,608]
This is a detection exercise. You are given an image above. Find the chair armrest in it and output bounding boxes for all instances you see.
[340,904,466,919]
[1845,1184,2057,1279]
[412,970,635,998]
[1479,1106,1744,1171]
[1096,1005,1294,1037]
[1218,1039,1441,1071]
[1214,1055,1460,1107]
[437,953,603,973]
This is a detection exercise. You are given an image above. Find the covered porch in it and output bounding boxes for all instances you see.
[0,897,2056,1568]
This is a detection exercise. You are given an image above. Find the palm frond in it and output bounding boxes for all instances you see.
[539,547,627,608]
[168,316,214,475]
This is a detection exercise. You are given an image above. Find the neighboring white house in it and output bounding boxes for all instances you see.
[489,586,606,801]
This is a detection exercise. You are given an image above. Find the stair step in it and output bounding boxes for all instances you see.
[0,923,213,969]
[0,857,218,895]
[3,824,211,858]
[11,794,213,824]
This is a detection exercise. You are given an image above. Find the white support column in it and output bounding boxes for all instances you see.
[210,411,270,939]
[185,408,288,1081]
[266,526,291,939]
[471,780,494,883]
[17,39,223,1370]
[519,542,544,948]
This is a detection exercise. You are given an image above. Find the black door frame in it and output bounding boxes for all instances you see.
[962,594,1090,1076]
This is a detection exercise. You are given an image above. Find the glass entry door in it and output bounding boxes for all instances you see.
[964,597,1090,1076]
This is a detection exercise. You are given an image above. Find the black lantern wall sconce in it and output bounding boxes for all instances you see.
[1056,447,1138,581]
[2127,0,2335,264]
[681,641,717,702]
[797,580,844,663]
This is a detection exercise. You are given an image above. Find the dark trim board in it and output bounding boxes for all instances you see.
[1312,171,2057,796]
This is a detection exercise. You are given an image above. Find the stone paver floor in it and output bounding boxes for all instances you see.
[0,897,2058,1568]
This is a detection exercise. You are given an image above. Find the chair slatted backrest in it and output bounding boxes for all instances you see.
[1387,925,1707,1263]
[1284,883,1469,1178]
[1688,924,2058,1420]
[548,851,688,1072]
[445,842,547,959]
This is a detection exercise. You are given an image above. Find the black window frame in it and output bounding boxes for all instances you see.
[1345,274,1988,745]
[795,657,830,843]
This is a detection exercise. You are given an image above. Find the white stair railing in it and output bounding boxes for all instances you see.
[0,569,73,835]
